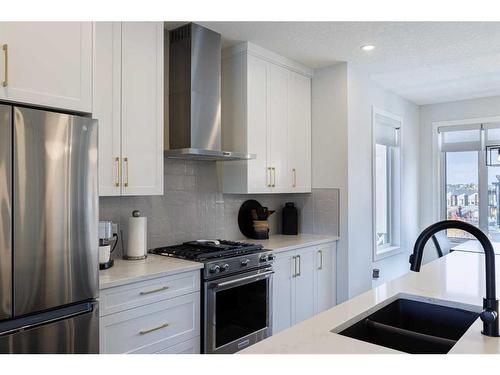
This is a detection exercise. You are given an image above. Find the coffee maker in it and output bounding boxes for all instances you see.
[99,220,118,270]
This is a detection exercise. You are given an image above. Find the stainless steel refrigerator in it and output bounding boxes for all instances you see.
[0,105,99,354]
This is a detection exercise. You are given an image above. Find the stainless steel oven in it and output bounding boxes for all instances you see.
[203,266,273,354]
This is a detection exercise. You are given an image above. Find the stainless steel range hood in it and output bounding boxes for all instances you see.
[166,23,254,161]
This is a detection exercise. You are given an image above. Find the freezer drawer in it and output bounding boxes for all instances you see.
[13,106,98,316]
[0,301,99,354]
[0,104,11,321]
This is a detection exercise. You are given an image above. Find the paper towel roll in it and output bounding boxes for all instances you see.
[125,216,147,260]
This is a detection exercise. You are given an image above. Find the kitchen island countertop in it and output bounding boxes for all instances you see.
[242,251,500,354]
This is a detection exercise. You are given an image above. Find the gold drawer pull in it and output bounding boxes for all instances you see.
[2,44,8,87]
[124,157,129,187]
[115,157,120,187]
[139,286,169,295]
[139,323,169,335]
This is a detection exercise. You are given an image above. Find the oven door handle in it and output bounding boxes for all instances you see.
[214,270,274,289]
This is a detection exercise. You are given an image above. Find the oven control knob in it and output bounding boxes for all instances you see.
[241,259,250,267]
[259,255,268,262]
[220,263,230,272]
[209,265,221,274]
[267,254,275,261]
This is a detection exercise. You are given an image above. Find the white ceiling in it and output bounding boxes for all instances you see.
[189,22,500,105]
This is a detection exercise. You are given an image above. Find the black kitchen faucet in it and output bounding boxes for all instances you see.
[409,220,499,337]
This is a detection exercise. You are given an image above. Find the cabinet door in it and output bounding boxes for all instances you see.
[315,243,336,313]
[288,71,311,192]
[294,246,316,324]
[268,63,289,192]
[272,252,295,334]
[93,22,122,196]
[0,22,92,112]
[121,22,164,196]
[247,55,271,193]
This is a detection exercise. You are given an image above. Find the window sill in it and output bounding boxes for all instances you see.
[374,245,402,261]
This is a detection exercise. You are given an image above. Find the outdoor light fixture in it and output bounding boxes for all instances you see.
[486,145,500,166]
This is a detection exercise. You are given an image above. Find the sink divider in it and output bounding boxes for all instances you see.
[364,319,458,348]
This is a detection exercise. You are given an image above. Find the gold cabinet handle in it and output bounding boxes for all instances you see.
[292,168,297,187]
[267,167,272,187]
[272,167,276,187]
[296,255,301,277]
[139,286,169,295]
[318,250,323,270]
[2,44,8,87]
[139,322,169,335]
[124,157,129,187]
[115,157,121,187]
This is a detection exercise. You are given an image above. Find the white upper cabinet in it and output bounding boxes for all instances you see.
[93,22,122,196]
[288,71,312,193]
[0,22,92,113]
[120,22,164,196]
[221,42,312,194]
[268,63,289,192]
[93,22,164,196]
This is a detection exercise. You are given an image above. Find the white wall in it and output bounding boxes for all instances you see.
[312,63,349,302]
[419,96,500,230]
[347,67,420,293]
[312,63,420,301]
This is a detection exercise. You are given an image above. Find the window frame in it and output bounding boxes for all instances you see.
[372,107,403,261]
[432,116,500,242]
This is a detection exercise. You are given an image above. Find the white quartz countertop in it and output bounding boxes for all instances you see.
[452,240,500,255]
[242,251,500,354]
[99,255,203,290]
[241,234,339,254]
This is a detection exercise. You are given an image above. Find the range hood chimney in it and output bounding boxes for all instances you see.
[166,23,254,161]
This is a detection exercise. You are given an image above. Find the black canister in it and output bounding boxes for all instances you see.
[282,202,298,235]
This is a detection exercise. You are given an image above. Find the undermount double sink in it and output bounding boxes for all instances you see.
[332,296,481,354]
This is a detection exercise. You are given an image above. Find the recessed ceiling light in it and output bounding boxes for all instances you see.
[360,45,375,51]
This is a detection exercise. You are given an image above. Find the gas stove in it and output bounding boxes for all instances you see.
[150,239,275,280]
[151,239,275,354]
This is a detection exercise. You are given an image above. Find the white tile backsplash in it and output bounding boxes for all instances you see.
[100,159,339,256]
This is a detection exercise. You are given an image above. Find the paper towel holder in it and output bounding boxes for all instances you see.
[123,210,148,260]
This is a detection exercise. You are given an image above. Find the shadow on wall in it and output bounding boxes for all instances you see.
[100,159,340,257]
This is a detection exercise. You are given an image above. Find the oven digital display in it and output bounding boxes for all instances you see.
[215,278,268,348]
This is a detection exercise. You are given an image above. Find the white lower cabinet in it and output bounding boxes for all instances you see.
[155,337,200,354]
[99,271,200,354]
[272,242,336,335]
[315,243,336,313]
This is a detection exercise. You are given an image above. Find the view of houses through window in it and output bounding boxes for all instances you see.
[443,131,500,241]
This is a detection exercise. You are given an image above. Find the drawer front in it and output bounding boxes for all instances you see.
[100,271,200,316]
[155,337,200,354]
[100,292,200,354]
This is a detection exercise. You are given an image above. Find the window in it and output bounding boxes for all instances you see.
[373,108,402,260]
[438,121,500,241]
[445,151,478,239]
